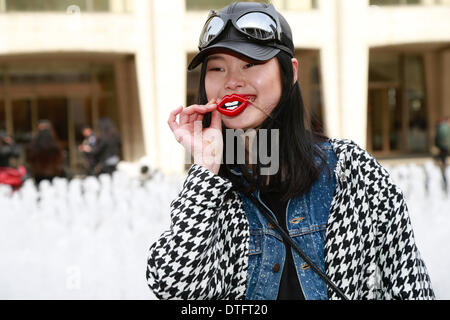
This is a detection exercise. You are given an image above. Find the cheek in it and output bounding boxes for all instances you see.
[205,82,213,101]
[259,85,281,113]
[205,76,221,101]
[255,71,282,107]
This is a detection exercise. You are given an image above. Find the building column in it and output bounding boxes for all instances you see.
[336,0,370,148]
[134,0,186,174]
[134,0,158,167]
[151,0,186,174]
[320,0,340,139]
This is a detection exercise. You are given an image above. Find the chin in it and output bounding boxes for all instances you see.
[223,118,258,131]
[222,108,264,131]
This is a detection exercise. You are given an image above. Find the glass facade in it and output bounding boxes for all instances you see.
[0,0,131,12]
[0,100,5,133]
[368,52,428,155]
[405,55,428,153]
[370,0,450,5]
[185,0,317,11]
[299,51,324,134]
[0,61,119,172]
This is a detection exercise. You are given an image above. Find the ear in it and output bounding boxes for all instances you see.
[291,58,299,84]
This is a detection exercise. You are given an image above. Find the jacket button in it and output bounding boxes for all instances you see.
[268,222,275,230]
[272,263,280,273]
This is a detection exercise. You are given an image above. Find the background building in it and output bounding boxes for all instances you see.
[0,0,449,300]
[0,0,449,174]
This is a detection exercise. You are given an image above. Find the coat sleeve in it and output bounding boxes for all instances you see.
[378,175,435,299]
[146,164,249,300]
[358,146,435,299]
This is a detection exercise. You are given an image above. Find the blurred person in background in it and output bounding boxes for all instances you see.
[78,124,97,176]
[90,117,122,175]
[0,130,26,189]
[435,116,450,189]
[0,130,20,167]
[26,120,66,184]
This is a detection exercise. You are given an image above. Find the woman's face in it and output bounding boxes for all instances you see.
[204,52,283,130]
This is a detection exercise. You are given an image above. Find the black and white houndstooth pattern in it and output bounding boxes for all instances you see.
[146,139,434,300]
[146,165,249,299]
[324,139,434,299]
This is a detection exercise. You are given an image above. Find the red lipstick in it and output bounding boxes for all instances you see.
[217,94,252,117]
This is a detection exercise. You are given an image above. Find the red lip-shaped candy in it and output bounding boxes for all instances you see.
[217,94,252,117]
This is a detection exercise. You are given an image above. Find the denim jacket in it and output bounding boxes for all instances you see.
[239,142,338,300]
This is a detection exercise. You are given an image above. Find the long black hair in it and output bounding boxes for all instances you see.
[197,51,330,201]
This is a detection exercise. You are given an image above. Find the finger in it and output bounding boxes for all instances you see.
[189,112,198,124]
[209,108,222,130]
[180,105,202,125]
[195,113,204,123]
[179,104,215,126]
[183,104,217,115]
[192,112,204,123]
[179,109,189,126]
[168,106,183,132]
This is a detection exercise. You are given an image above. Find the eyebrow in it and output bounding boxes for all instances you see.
[207,53,262,65]
[206,55,225,62]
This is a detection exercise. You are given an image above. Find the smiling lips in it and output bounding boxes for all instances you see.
[217,94,255,117]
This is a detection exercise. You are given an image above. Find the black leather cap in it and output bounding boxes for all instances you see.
[188,2,294,71]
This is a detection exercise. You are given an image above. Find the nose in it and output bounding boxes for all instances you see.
[225,69,245,91]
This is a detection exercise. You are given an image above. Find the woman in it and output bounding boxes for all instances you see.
[147,2,434,300]
[26,120,66,184]
[88,118,121,175]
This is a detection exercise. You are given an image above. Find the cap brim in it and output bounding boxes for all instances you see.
[188,41,280,71]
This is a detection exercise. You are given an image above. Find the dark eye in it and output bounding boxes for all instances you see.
[244,63,255,69]
[208,67,223,72]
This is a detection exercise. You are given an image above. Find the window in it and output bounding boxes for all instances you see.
[186,0,253,10]
[368,52,429,155]
[370,0,450,6]
[296,50,324,134]
[0,61,120,172]
[279,0,318,10]
[185,0,317,11]
[370,0,420,5]
[1,0,132,12]
[0,100,5,132]
[405,56,428,153]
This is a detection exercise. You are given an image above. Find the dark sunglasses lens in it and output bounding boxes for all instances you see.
[236,12,277,40]
[199,16,224,47]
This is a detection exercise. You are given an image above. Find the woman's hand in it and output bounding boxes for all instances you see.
[168,100,223,174]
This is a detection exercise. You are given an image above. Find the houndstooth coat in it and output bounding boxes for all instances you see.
[146,139,435,300]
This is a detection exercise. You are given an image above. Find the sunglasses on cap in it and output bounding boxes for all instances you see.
[198,4,293,56]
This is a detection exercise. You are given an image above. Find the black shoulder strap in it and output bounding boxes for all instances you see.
[247,193,349,300]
